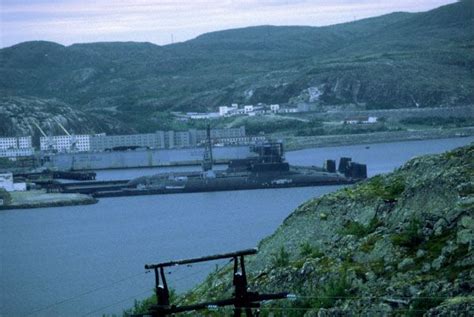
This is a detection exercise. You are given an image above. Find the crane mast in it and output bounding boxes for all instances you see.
[55,120,77,152]
[32,122,54,151]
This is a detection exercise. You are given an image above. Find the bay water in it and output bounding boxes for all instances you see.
[1,137,472,316]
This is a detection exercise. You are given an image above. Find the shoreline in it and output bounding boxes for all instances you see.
[283,127,474,151]
[0,190,98,211]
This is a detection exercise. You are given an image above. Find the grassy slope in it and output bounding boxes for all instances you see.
[177,144,473,316]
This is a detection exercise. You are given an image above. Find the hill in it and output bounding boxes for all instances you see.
[174,144,474,316]
[0,1,473,134]
[0,96,133,138]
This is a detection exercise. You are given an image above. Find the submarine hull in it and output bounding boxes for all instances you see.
[93,171,358,198]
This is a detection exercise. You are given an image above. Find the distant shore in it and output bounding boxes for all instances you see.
[0,190,97,211]
[283,127,474,151]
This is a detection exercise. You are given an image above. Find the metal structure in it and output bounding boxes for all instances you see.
[32,122,54,151]
[55,120,77,152]
[137,248,288,317]
[201,124,214,172]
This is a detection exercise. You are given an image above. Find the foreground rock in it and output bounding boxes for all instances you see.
[179,144,473,316]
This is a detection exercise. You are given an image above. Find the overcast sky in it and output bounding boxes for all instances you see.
[0,0,457,48]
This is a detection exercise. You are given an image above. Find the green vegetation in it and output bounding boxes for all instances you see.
[360,234,382,253]
[0,157,16,169]
[123,289,177,316]
[299,242,324,258]
[1,1,473,133]
[391,219,423,249]
[340,217,382,238]
[0,188,12,205]
[400,116,473,128]
[125,144,473,316]
[345,174,406,202]
[408,297,444,317]
[259,272,351,317]
[312,273,352,309]
[271,246,290,267]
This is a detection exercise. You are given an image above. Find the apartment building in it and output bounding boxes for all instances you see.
[0,136,34,158]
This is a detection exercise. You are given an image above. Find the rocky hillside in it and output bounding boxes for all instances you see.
[179,144,473,316]
[0,96,133,138]
[1,1,473,133]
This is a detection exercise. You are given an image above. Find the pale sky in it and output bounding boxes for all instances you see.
[0,0,457,48]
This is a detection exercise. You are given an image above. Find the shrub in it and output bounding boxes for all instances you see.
[123,288,177,316]
[391,219,423,249]
[341,221,368,237]
[271,246,290,267]
[311,273,351,309]
[0,188,12,205]
[340,216,381,238]
[299,242,324,258]
[360,234,381,253]
[408,297,443,317]
[355,175,406,201]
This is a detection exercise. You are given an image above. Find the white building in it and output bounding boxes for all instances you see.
[219,106,230,116]
[0,148,34,158]
[0,173,14,192]
[343,117,378,124]
[0,173,26,192]
[187,112,220,120]
[219,104,239,116]
[367,116,378,123]
[244,105,254,113]
[270,104,280,112]
[40,135,91,152]
[0,136,32,150]
[279,107,298,113]
[0,136,34,158]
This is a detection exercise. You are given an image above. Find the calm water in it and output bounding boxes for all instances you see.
[1,137,472,317]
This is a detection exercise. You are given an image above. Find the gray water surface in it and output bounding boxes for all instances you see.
[1,137,472,316]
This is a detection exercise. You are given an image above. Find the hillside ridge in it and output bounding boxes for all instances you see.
[175,143,474,316]
[1,1,473,134]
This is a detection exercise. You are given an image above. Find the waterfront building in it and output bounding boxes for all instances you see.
[37,127,249,152]
[0,136,34,158]
[40,135,91,152]
[0,148,34,158]
[90,133,165,151]
[0,136,32,150]
[0,173,27,192]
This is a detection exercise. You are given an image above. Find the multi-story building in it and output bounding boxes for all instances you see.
[91,127,248,150]
[0,136,32,150]
[0,136,34,158]
[38,127,249,153]
[0,148,34,158]
[40,135,91,152]
[90,133,164,151]
[189,127,246,145]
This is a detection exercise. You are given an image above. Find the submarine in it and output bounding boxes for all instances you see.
[92,128,368,197]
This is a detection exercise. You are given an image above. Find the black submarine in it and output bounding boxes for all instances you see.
[91,126,367,197]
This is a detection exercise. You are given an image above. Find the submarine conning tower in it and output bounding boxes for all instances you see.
[337,157,367,179]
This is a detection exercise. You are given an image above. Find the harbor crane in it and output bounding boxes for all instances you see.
[55,120,77,152]
[32,122,54,151]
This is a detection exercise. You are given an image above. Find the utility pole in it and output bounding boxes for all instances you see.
[134,248,289,317]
